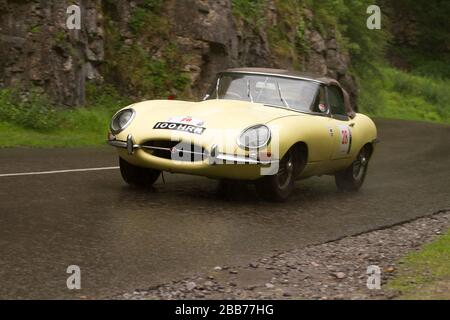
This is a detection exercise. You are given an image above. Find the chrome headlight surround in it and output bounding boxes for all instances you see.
[110,108,136,134]
[237,124,271,150]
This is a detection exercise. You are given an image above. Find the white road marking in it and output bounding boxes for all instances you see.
[0,166,119,177]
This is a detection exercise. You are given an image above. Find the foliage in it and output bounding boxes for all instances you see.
[264,0,309,68]
[2,0,449,148]
[0,85,131,147]
[128,0,165,34]
[232,0,388,74]
[106,43,190,99]
[385,0,450,79]
[359,67,450,124]
[84,83,132,113]
[305,0,388,72]
[231,0,266,24]
[103,1,190,100]
[0,89,60,131]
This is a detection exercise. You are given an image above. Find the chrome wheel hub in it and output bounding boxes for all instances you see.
[286,160,293,173]
[353,152,368,180]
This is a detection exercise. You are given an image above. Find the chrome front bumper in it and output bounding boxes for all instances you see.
[107,134,276,165]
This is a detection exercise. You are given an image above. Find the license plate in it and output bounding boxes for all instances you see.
[153,122,205,135]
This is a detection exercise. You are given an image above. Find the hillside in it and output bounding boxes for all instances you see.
[0,0,448,147]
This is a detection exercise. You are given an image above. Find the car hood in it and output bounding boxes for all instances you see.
[128,99,298,130]
[115,99,304,154]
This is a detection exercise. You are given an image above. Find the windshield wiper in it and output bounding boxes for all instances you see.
[277,82,290,109]
[247,79,254,103]
[215,76,221,100]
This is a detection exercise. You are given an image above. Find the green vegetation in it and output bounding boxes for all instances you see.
[1,0,191,148]
[103,0,190,100]
[29,25,41,34]
[128,0,166,35]
[0,85,131,148]
[232,0,449,124]
[386,0,450,79]
[304,0,388,68]
[386,229,450,299]
[106,43,190,99]
[0,89,59,131]
[231,0,265,24]
[359,67,450,124]
[0,0,448,148]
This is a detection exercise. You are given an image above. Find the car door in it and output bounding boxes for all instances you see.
[327,85,354,160]
[308,84,335,162]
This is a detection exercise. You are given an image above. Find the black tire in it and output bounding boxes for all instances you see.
[255,147,303,202]
[335,145,371,192]
[119,157,161,188]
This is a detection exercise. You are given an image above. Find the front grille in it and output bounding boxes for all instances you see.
[142,140,207,162]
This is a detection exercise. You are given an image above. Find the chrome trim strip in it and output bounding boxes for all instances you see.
[221,71,325,84]
[109,108,136,134]
[141,145,207,157]
[108,138,209,157]
[107,140,127,148]
[141,145,171,152]
[107,139,277,165]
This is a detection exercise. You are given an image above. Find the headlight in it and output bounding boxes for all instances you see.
[238,125,271,149]
[110,108,135,134]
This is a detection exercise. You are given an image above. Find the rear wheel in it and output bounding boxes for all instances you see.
[119,157,161,188]
[255,147,303,202]
[335,145,371,192]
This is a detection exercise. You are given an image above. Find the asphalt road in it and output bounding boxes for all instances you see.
[0,119,449,299]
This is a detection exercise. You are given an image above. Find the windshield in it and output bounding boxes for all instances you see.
[205,73,320,113]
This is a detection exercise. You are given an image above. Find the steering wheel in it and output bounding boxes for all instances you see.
[224,91,243,100]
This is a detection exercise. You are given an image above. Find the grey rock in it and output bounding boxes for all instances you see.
[204,281,214,287]
[265,283,275,289]
[333,272,347,279]
[186,282,196,291]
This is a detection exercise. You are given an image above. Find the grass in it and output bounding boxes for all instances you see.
[359,67,450,124]
[0,121,108,148]
[386,229,450,299]
[0,107,116,148]
[1,0,448,148]
[1,65,449,148]
[0,85,130,148]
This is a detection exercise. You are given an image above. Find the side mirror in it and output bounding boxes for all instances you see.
[318,103,329,113]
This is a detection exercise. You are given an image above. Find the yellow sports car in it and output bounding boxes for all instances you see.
[108,68,378,201]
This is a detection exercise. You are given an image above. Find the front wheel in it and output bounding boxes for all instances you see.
[119,157,161,188]
[335,145,371,192]
[255,147,301,202]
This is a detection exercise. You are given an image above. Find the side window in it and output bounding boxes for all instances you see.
[328,86,346,116]
[311,85,326,113]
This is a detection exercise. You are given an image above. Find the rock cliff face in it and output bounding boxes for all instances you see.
[0,0,356,107]
[0,0,104,106]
